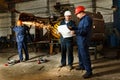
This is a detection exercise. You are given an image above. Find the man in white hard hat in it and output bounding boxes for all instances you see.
[58,10,76,70]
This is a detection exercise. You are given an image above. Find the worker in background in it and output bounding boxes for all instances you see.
[58,10,76,70]
[72,6,93,78]
[13,20,29,62]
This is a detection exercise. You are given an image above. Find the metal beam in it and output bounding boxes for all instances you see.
[5,0,34,3]
[92,0,96,13]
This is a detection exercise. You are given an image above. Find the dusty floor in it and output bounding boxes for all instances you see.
[0,47,120,80]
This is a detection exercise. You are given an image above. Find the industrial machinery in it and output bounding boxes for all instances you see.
[19,12,61,41]
[18,12,61,54]
[17,2,105,55]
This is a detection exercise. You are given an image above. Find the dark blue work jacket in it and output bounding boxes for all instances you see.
[13,26,29,42]
[75,15,93,47]
[60,20,76,30]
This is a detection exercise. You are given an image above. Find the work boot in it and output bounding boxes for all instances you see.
[83,72,93,79]
[25,58,29,61]
[68,65,73,70]
[76,66,85,70]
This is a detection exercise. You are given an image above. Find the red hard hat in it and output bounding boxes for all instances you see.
[75,6,85,15]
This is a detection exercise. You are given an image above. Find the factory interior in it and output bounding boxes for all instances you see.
[0,0,120,80]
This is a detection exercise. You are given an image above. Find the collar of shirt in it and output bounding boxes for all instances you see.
[65,21,69,24]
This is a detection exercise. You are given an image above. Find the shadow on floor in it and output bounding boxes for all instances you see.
[93,67,120,77]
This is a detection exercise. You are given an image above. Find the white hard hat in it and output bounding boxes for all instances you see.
[64,11,72,16]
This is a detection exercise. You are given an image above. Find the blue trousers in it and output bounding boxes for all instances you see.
[60,37,73,66]
[17,41,29,61]
[77,37,92,74]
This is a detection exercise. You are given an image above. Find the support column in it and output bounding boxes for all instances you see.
[113,0,120,32]
[92,0,96,13]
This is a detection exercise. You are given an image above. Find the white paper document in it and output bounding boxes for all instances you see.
[58,25,73,38]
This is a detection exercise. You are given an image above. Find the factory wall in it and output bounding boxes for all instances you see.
[0,0,113,37]
[0,13,12,37]
[15,0,48,17]
[70,0,93,12]
[15,0,70,37]
[15,0,48,36]
[50,0,113,23]
[69,0,113,23]
[96,0,113,23]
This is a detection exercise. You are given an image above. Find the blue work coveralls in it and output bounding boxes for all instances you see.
[60,20,76,66]
[75,15,92,74]
[13,26,29,61]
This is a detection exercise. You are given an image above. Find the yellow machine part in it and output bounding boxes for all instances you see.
[50,22,60,39]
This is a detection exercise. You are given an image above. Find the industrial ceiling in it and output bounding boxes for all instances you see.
[0,0,33,13]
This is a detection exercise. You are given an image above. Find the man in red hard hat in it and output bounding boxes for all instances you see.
[75,6,85,15]
[73,6,93,78]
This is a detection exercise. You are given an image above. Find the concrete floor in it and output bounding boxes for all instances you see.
[0,47,120,80]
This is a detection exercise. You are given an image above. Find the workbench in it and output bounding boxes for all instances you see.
[28,39,60,55]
